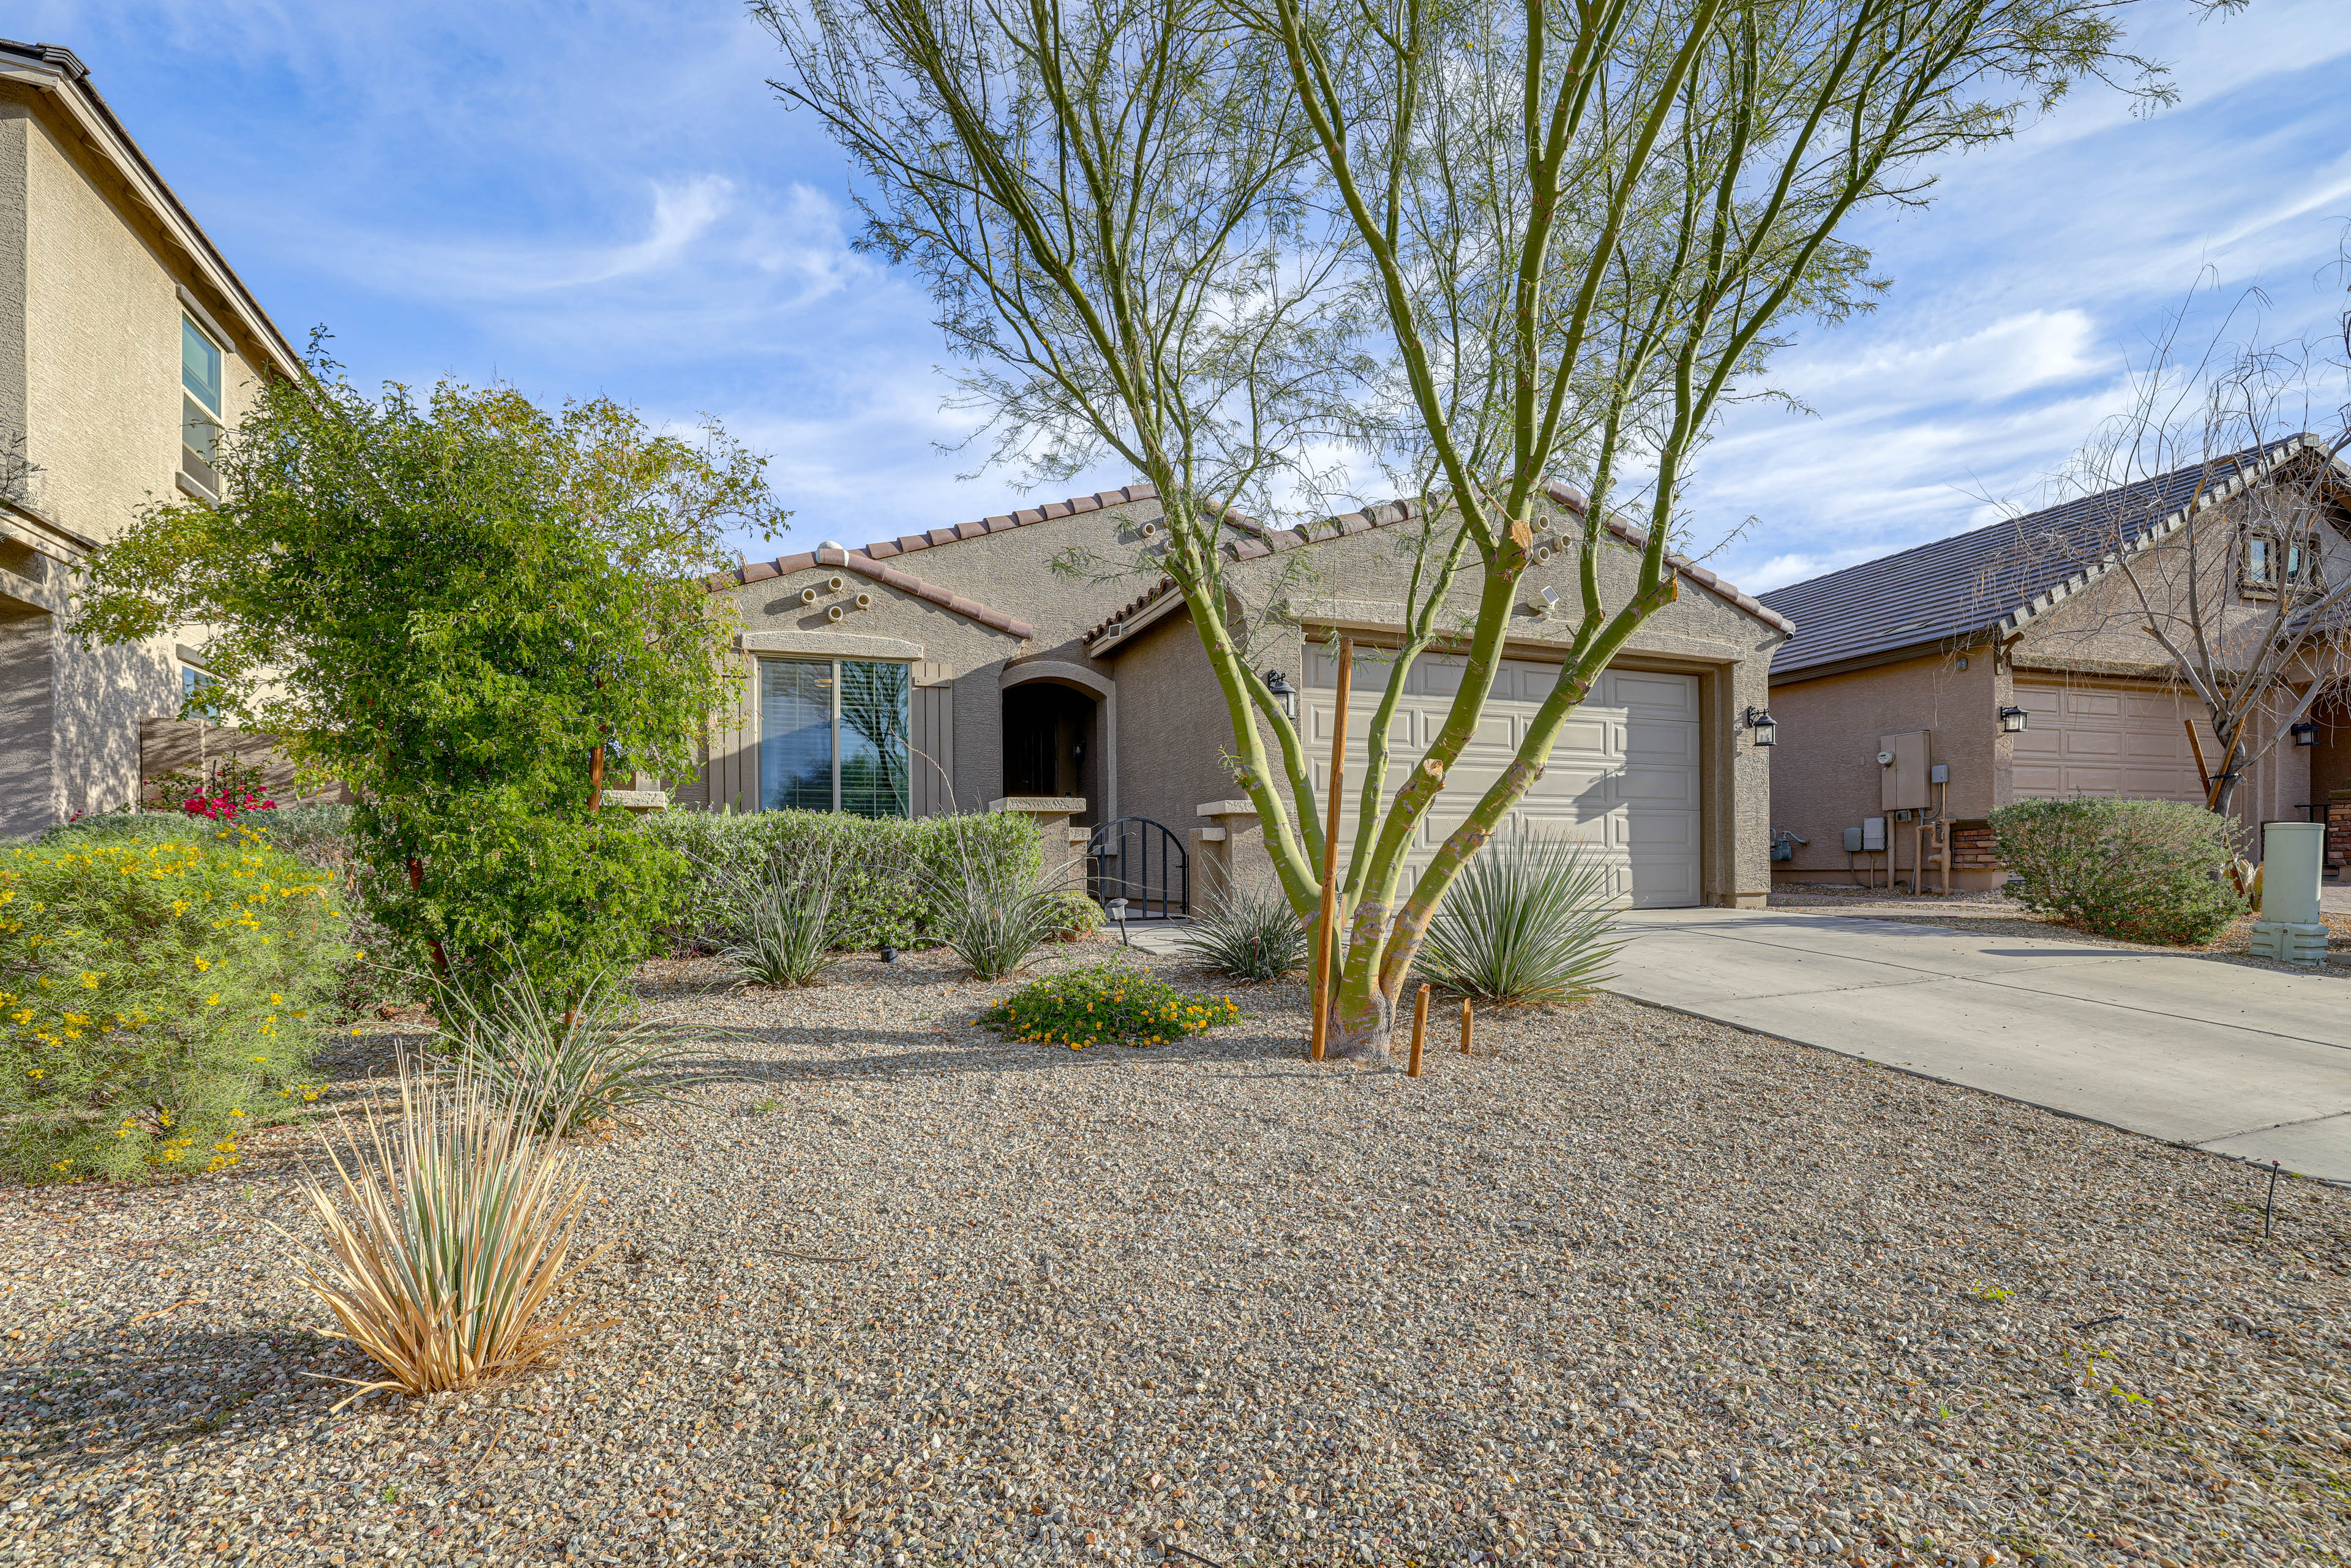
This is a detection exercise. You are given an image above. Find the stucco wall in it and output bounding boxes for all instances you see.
[2012,512,2325,835]
[1766,648,2007,887]
[705,497,1157,817]
[0,85,272,830]
[1099,516,1785,907]
[702,493,1787,907]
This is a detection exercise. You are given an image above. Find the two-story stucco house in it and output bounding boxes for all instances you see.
[0,39,299,838]
[689,482,1791,910]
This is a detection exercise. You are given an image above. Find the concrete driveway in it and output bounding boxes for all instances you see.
[1605,908,2351,1183]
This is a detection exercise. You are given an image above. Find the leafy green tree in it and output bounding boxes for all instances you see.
[767,0,2182,1058]
[74,351,784,996]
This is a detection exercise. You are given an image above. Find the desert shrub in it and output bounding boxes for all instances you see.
[1415,831,1623,1004]
[1991,797,2246,944]
[1048,890,1105,942]
[0,825,348,1182]
[430,969,699,1137]
[296,1057,611,1404]
[644,808,1041,950]
[1178,875,1308,980]
[981,961,1240,1048]
[145,753,278,819]
[715,847,839,987]
[373,801,690,1008]
[935,816,1079,978]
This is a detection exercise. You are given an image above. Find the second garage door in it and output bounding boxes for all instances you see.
[2011,678,2214,801]
[1303,643,1702,908]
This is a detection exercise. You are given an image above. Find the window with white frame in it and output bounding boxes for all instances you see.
[759,658,910,816]
[181,315,223,485]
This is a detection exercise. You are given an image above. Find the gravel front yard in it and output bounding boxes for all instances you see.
[3,945,2347,1568]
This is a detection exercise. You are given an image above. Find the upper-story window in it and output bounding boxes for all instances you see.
[2241,531,2322,598]
[181,315,223,487]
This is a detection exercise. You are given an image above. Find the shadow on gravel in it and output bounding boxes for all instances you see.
[1,1322,373,1476]
[680,1020,1320,1084]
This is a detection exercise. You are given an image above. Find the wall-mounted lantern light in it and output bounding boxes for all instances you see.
[1999,705,2030,734]
[1263,669,1298,721]
[1742,706,1777,748]
[2290,720,2319,748]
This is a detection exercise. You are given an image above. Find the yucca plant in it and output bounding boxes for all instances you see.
[1415,832,1624,1005]
[718,849,839,986]
[1179,874,1309,980]
[294,1058,612,1406]
[935,817,1073,980]
[432,968,699,1138]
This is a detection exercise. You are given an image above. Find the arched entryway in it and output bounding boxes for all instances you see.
[1002,681,1093,797]
[999,661,1117,827]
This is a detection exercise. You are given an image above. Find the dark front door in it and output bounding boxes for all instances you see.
[1001,682,1097,817]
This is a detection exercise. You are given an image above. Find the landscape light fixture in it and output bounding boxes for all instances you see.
[2290,721,2319,748]
[1999,705,2030,734]
[1108,897,1130,947]
[1262,669,1297,721]
[1742,706,1777,748]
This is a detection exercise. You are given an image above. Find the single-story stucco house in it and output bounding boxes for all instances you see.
[680,482,1792,910]
[1760,437,2351,891]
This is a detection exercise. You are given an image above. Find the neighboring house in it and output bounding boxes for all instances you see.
[0,39,301,838]
[1761,438,2351,891]
[692,482,1790,910]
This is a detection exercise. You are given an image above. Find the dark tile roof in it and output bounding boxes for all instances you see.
[1760,436,2321,677]
[1082,483,1794,647]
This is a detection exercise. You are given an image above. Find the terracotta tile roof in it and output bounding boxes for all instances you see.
[1759,435,2328,678]
[1082,486,1794,645]
[705,483,1163,640]
[712,484,1158,587]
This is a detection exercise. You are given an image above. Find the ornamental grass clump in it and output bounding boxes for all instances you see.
[1415,831,1623,1005]
[295,1057,611,1405]
[1177,874,1309,980]
[936,816,1077,980]
[0,823,347,1183]
[714,847,839,987]
[1991,797,2246,945]
[982,961,1240,1049]
[430,967,700,1138]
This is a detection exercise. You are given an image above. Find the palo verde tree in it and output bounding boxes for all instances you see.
[74,350,784,998]
[767,0,2181,1059]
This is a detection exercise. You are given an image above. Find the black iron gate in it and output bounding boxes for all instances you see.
[1086,816,1189,918]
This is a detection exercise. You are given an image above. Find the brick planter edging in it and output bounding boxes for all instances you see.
[1951,823,1999,874]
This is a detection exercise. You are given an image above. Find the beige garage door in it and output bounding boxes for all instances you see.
[2011,678,2214,801]
[1303,643,1702,908]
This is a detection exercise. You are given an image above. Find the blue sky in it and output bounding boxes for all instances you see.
[20,0,2351,592]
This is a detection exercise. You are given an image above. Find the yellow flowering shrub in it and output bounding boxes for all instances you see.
[980,961,1239,1049]
[0,823,346,1182]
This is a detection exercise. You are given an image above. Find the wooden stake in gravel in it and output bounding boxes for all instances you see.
[1408,985,1428,1077]
[1309,636,1352,1063]
[1460,997,1473,1055]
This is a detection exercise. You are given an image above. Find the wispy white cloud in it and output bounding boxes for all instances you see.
[23,0,2351,570]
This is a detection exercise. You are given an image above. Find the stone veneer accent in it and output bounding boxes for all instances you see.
[2330,792,2350,873]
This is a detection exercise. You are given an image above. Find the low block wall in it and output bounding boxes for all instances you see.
[140,718,351,808]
